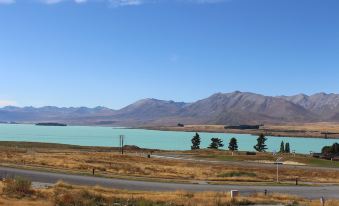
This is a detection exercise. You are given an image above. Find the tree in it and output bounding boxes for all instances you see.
[253,133,267,152]
[321,143,339,154]
[285,142,290,153]
[279,141,285,153]
[228,137,238,151]
[191,133,201,150]
[322,146,332,154]
[334,143,339,154]
[208,138,224,149]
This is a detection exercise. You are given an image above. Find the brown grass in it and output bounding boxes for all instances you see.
[1,180,339,206]
[2,177,33,197]
[265,122,339,133]
[148,122,339,138]
[51,182,298,206]
[0,198,52,206]
[0,143,339,184]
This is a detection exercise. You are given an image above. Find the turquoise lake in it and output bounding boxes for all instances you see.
[0,124,338,154]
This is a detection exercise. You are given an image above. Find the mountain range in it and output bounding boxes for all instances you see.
[1,91,339,126]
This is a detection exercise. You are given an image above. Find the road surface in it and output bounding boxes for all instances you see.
[0,166,338,199]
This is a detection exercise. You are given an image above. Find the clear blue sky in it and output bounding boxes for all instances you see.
[0,0,338,109]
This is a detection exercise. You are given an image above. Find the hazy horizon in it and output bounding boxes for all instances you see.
[1,90,339,110]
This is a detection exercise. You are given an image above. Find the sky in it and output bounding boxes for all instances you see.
[0,0,338,109]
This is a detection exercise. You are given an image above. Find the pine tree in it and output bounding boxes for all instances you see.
[208,138,224,149]
[253,133,267,152]
[280,141,285,153]
[285,142,290,153]
[333,143,339,154]
[228,137,238,151]
[191,132,201,150]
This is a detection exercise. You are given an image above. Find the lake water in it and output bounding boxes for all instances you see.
[0,124,338,154]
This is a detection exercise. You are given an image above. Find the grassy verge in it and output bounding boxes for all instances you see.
[191,149,339,168]
[1,141,339,185]
[1,177,339,206]
[308,158,339,168]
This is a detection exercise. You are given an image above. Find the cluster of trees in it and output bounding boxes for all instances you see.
[279,141,291,153]
[191,133,237,151]
[191,133,292,153]
[321,143,339,155]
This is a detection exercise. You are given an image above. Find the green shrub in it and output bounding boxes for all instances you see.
[217,171,257,178]
[2,177,33,197]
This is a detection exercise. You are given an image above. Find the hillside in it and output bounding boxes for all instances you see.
[1,91,339,126]
[279,93,339,120]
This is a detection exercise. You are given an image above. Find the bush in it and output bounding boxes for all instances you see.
[54,188,106,206]
[2,177,33,197]
[53,187,169,206]
[217,171,257,178]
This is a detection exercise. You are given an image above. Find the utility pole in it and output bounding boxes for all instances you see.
[119,135,125,155]
[276,163,279,183]
[275,157,283,183]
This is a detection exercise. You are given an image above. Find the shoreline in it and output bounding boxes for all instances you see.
[2,122,339,139]
[141,124,339,139]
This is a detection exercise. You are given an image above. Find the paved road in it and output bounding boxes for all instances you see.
[0,166,338,199]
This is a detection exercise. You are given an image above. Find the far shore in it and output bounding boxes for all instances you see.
[141,123,339,139]
[2,121,339,139]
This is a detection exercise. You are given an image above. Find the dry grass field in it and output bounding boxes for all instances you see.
[0,142,339,184]
[1,178,339,206]
[147,122,339,138]
[264,122,339,133]
[185,149,339,168]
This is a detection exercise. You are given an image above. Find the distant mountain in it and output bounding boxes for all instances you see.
[180,92,316,125]
[115,99,188,119]
[1,91,339,126]
[279,93,339,120]
[102,99,189,126]
[0,106,115,123]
